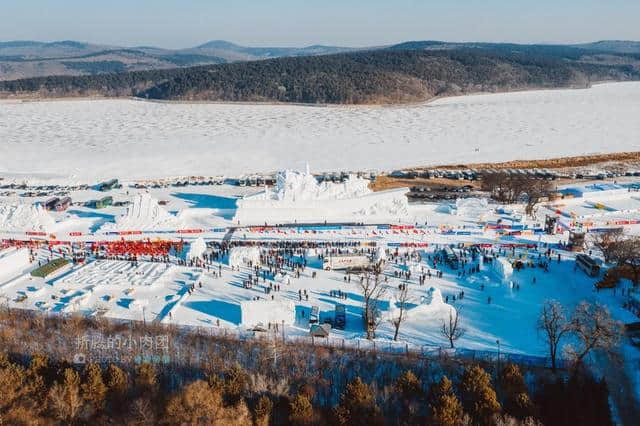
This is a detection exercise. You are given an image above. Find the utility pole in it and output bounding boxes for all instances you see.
[496,339,501,372]
[272,338,278,369]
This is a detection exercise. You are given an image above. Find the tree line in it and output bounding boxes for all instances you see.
[1,48,638,103]
[0,351,613,425]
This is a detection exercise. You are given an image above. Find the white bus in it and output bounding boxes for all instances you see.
[323,254,371,271]
[575,254,600,277]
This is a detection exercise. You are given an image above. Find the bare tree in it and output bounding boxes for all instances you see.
[389,283,411,341]
[616,236,640,286]
[441,308,465,349]
[537,300,571,373]
[594,231,640,285]
[481,172,548,205]
[590,228,626,264]
[356,272,387,339]
[481,172,514,202]
[566,302,623,368]
[524,179,553,217]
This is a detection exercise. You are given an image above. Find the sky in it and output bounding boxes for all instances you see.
[2,0,640,49]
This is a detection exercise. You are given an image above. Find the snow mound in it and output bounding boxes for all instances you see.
[0,247,30,277]
[229,247,261,268]
[186,237,207,260]
[102,193,180,231]
[354,196,409,217]
[0,203,56,232]
[454,198,490,219]
[436,203,455,214]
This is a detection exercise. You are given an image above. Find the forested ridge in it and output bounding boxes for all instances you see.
[1,46,639,104]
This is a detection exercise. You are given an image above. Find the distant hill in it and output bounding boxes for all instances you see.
[190,40,359,61]
[2,38,639,81]
[0,39,362,80]
[0,40,111,57]
[389,40,640,57]
[0,41,223,80]
[2,46,639,104]
[573,40,640,54]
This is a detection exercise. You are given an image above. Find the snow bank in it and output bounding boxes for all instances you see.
[102,193,180,231]
[354,196,409,217]
[0,203,56,232]
[0,247,30,278]
[229,247,261,268]
[455,198,490,219]
[186,238,207,260]
[240,299,295,326]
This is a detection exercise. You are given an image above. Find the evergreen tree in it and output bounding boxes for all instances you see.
[460,365,501,425]
[26,353,49,399]
[207,371,224,393]
[134,362,157,395]
[0,361,30,414]
[165,379,251,425]
[289,393,313,425]
[254,395,273,426]
[395,370,422,399]
[429,376,466,426]
[81,362,107,412]
[224,363,249,403]
[47,368,83,423]
[105,364,128,405]
[395,370,422,423]
[334,377,383,426]
[165,379,224,425]
[499,363,535,420]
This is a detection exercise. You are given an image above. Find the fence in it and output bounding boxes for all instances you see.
[152,320,562,369]
[1,302,565,371]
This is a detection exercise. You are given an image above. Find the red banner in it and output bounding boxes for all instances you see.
[177,229,204,234]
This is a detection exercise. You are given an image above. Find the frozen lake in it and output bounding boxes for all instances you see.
[1,82,640,181]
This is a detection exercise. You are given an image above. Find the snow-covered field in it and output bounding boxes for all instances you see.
[1,174,640,402]
[2,82,640,181]
[1,176,639,355]
[1,240,636,358]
